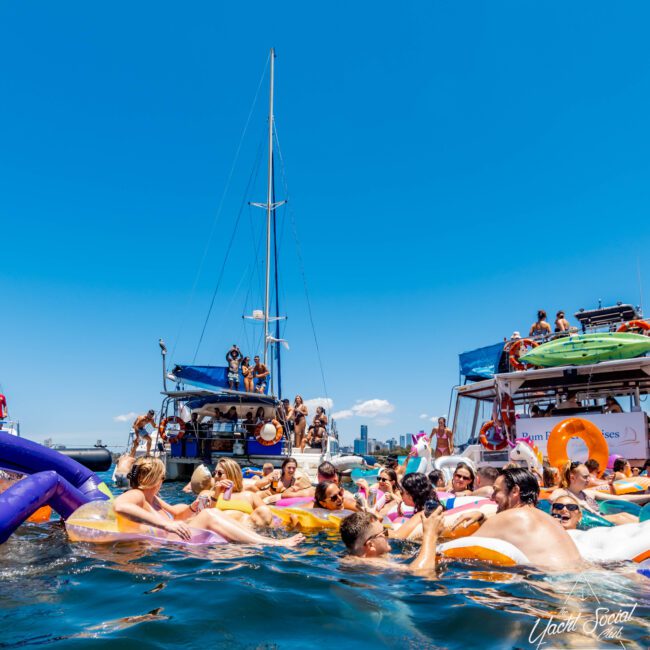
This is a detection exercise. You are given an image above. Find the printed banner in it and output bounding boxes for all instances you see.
[516,412,648,460]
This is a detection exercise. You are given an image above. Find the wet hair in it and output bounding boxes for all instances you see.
[477,466,499,486]
[340,511,376,554]
[281,457,298,474]
[500,467,539,505]
[318,461,338,481]
[454,462,476,491]
[559,461,583,489]
[585,458,600,474]
[379,468,399,490]
[400,473,443,514]
[612,458,627,473]
[216,458,243,492]
[550,491,581,507]
[128,457,165,490]
[538,310,547,320]
[314,481,339,507]
[427,469,445,488]
[542,466,559,488]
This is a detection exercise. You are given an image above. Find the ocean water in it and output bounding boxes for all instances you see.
[1,471,649,649]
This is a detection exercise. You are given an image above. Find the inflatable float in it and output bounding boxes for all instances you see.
[547,418,609,475]
[568,521,650,563]
[596,477,650,495]
[269,506,354,531]
[66,501,227,546]
[0,431,112,543]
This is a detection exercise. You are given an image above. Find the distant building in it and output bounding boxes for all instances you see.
[386,437,397,451]
[399,435,407,449]
[353,438,366,455]
[360,425,368,447]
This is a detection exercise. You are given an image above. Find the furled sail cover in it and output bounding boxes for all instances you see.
[459,343,506,381]
[171,365,269,394]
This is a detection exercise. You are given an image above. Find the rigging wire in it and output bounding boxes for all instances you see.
[168,52,270,366]
[192,132,266,363]
[273,126,330,402]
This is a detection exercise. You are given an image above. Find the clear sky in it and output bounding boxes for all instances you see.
[1,2,649,448]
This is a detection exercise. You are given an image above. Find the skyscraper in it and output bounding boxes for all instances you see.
[360,425,368,454]
[399,434,407,449]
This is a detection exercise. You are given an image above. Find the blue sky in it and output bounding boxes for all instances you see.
[1,2,649,448]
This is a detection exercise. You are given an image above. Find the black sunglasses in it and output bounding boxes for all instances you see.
[377,476,390,482]
[327,490,344,502]
[454,473,472,481]
[215,470,225,477]
[551,503,580,512]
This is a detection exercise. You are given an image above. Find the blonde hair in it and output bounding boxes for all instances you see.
[550,490,581,507]
[129,457,165,490]
[559,461,583,489]
[216,458,243,492]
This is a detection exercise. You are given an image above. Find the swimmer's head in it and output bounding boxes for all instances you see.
[215,458,243,492]
[128,457,165,490]
[492,467,539,512]
[317,461,338,483]
[550,492,581,530]
[262,462,274,476]
[314,481,344,511]
[340,511,390,558]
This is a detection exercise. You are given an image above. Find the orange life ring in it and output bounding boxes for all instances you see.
[617,320,650,334]
[508,339,539,371]
[500,394,516,427]
[158,416,185,442]
[254,420,283,446]
[479,420,508,451]
[547,417,609,477]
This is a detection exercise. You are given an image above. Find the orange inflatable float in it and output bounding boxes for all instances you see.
[547,418,609,476]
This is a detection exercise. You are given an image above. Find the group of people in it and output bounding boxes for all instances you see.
[113,443,650,575]
[226,345,270,394]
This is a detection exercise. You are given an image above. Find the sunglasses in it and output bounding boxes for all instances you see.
[551,503,580,512]
[215,470,225,477]
[364,528,389,545]
[454,473,472,481]
[327,490,344,502]
[377,476,390,483]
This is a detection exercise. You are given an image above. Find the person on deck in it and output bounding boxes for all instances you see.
[226,345,241,390]
[303,406,328,451]
[131,410,158,456]
[554,310,571,333]
[292,395,308,449]
[529,310,552,338]
[241,357,253,393]
[252,356,270,394]
[604,396,623,414]
[430,417,453,458]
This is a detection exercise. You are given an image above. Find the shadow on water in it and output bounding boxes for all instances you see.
[1,476,649,649]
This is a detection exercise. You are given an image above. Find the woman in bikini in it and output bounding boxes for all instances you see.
[293,395,308,449]
[431,417,453,458]
[241,357,253,393]
[256,457,311,498]
[113,457,303,546]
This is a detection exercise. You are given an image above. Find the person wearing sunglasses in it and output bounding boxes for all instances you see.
[340,507,445,575]
[308,481,358,512]
[209,459,266,515]
[550,461,647,525]
[448,462,475,495]
[549,494,582,530]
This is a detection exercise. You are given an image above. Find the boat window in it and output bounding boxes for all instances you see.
[329,440,339,455]
[453,395,493,449]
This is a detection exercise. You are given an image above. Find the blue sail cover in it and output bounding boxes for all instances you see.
[459,343,505,381]
[172,365,270,394]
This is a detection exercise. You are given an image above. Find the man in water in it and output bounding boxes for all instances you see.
[471,467,584,570]
[472,466,499,497]
[131,410,158,456]
[340,507,444,575]
[226,345,241,390]
[252,356,270,393]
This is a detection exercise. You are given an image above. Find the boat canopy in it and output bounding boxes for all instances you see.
[459,343,506,381]
[171,364,270,394]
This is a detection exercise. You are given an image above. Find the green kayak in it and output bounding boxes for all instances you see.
[519,332,650,368]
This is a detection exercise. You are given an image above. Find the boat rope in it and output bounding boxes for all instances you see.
[168,53,270,367]
[192,133,266,363]
[273,127,330,402]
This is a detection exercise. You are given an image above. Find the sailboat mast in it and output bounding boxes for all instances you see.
[263,48,275,378]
